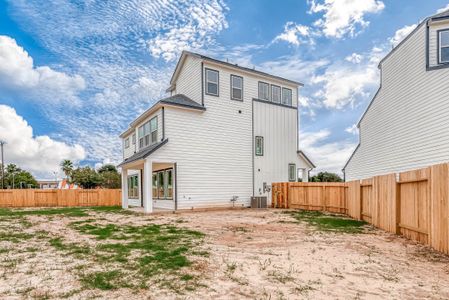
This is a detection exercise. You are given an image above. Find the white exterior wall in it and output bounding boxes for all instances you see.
[172,56,202,103]
[122,132,136,160]
[345,23,449,180]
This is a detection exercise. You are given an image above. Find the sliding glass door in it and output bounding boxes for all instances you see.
[152,168,173,200]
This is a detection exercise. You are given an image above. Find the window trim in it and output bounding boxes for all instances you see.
[132,133,136,145]
[127,174,139,199]
[255,136,264,156]
[282,87,293,106]
[438,29,449,64]
[271,84,281,104]
[205,68,219,96]
[124,137,130,148]
[258,81,270,101]
[288,163,296,182]
[230,74,243,101]
[138,116,158,149]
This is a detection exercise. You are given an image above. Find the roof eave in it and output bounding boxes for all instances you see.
[297,150,316,169]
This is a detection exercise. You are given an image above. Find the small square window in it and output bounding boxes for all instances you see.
[255,136,264,156]
[206,69,219,96]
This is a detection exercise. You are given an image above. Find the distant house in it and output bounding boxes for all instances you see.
[344,10,449,180]
[37,180,58,189]
[118,51,314,212]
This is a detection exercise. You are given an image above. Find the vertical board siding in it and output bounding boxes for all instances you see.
[273,162,449,255]
[0,189,121,208]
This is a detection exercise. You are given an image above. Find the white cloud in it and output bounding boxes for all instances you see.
[308,0,385,38]
[273,22,313,46]
[0,36,85,104]
[345,53,363,64]
[345,124,358,135]
[389,24,417,47]
[148,1,228,61]
[437,4,449,13]
[0,105,85,178]
[301,129,357,174]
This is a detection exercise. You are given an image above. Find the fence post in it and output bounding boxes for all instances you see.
[395,177,401,235]
[322,185,326,211]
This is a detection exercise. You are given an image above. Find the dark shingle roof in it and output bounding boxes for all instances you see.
[117,139,168,167]
[159,94,205,110]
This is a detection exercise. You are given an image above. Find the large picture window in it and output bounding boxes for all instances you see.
[205,69,219,96]
[255,136,264,156]
[439,30,449,64]
[138,116,158,149]
[152,168,174,200]
[230,75,243,100]
[127,175,139,199]
[258,82,270,101]
[282,88,292,106]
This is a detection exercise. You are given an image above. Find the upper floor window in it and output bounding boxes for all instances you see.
[132,133,136,145]
[271,85,281,103]
[282,88,292,106]
[205,69,219,96]
[255,136,264,156]
[288,164,296,182]
[231,75,243,100]
[138,116,158,149]
[258,82,270,101]
[124,137,130,148]
[439,30,449,64]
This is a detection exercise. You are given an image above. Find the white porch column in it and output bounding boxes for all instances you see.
[143,159,153,213]
[121,167,129,209]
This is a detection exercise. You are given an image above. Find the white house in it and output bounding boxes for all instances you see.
[344,9,449,181]
[118,51,314,212]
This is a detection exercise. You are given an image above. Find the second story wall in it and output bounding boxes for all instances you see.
[172,56,202,103]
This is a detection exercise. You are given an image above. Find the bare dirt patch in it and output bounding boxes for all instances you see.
[0,207,448,299]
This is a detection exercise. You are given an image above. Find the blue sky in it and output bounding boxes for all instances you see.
[0,0,448,179]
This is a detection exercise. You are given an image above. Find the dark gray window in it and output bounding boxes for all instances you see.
[231,75,243,100]
[439,30,449,64]
[205,69,219,96]
[271,85,281,103]
[282,88,292,106]
[288,164,296,182]
[152,168,173,200]
[255,136,264,156]
[138,116,158,149]
[258,82,270,101]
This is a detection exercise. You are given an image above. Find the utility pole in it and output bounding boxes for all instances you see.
[0,141,5,190]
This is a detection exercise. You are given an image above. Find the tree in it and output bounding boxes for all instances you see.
[310,172,343,183]
[71,167,102,189]
[4,164,38,188]
[60,159,74,180]
[98,164,121,189]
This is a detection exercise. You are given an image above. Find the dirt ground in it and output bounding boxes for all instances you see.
[1,208,449,299]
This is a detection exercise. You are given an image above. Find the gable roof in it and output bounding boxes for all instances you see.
[120,94,205,138]
[117,139,168,167]
[168,51,304,92]
[297,150,316,169]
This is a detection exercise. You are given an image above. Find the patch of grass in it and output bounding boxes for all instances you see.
[0,206,127,218]
[49,238,90,257]
[80,270,127,290]
[286,210,367,233]
[0,231,33,243]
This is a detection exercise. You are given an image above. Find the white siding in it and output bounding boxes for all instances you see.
[345,24,449,180]
[122,133,136,160]
[172,56,202,103]
[254,101,310,199]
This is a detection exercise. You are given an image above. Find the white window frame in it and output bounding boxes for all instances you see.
[127,175,139,199]
[124,137,130,148]
[439,30,449,64]
[282,88,292,106]
[132,133,136,145]
[271,85,281,103]
[255,136,264,156]
[205,68,219,96]
[138,116,158,149]
[258,82,270,101]
[230,75,243,101]
[288,164,296,182]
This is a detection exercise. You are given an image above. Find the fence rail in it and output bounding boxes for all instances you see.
[272,162,449,255]
[0,189,121,208]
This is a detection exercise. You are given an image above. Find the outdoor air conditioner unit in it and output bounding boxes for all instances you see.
[251,196,267,209]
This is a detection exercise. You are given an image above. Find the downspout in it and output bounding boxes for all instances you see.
[174,163,178,211]
[201,62,204,106]
[162,106,165,141]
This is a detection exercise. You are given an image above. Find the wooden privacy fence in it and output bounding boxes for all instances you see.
[272,162,449,255]
[0,189,121,208]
